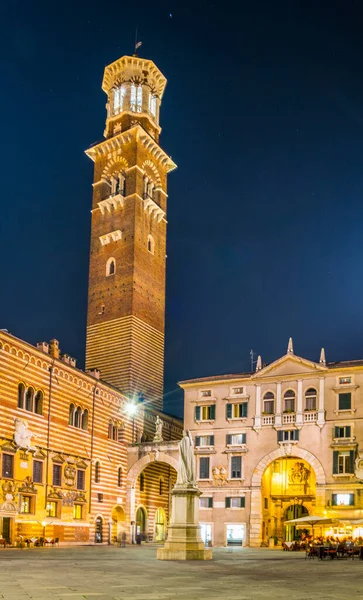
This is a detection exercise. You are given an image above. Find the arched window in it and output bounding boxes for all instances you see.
[147,235,154,255]
[284,390,295,413]
[95,461,101,483]
[113,85,126,114]
[108,419,114,440]
[139,472,145,492]
[25,387,34,412]
[106,258,116,277]
[305,388,317,411]
[263,392,274,415]
[130,84,142,112]
[159,478,163,496]
[34,391,43,415]
[74,406,82,428]
[82,409,89,430]
[117,467,122,487]
[69,403,75,426]
[149,93,157,117]
[18,383,25,409]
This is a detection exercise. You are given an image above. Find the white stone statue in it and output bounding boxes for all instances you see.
[355,451,363,480]
[153,416,163,442]
[14,418,36,451]
[176,430,196,487]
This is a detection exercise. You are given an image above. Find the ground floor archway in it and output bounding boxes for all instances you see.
[136,506,147,540]
[111,505,126,542]
[154,507,166,542]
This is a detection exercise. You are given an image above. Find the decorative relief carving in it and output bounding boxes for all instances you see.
[355,450,363,480]
[212,466,228,486]
[14,418,36,451]
[1,481,17,512]
[64,464,76,487]
[288,462,310,485]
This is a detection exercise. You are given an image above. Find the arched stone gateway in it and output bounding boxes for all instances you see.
[111,505,126,541]
[250,447,326,547]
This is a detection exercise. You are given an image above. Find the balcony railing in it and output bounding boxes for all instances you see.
[304,411,318,422]
[282,413,296,424]
[262,415,275,426]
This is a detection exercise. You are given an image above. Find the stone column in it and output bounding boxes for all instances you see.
[317,377,325,427]
[254,385,262,429]
[296,379,303,426]
[126,483,136,543]
[249,487,263,547]
[275,382,282,427]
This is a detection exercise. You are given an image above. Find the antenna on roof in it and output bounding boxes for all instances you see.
[250,349,256,372]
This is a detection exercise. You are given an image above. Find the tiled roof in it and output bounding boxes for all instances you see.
[327,360,363,368]
[179,372,252,385]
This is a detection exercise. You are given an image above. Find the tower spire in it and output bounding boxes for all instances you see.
[256,355,262,372]
[287,337,294,355]
[319,347,326,365]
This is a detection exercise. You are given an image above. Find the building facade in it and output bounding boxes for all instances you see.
[0,53,182,546]
[180,339,363,547]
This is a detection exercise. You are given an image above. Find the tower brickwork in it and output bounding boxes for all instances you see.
[85,55,176,409]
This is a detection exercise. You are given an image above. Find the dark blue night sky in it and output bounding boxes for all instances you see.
[2,1,363,417]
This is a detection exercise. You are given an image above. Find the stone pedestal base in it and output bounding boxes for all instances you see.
[157,486,212,561]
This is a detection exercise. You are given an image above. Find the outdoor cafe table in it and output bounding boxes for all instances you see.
[316,545,337,560]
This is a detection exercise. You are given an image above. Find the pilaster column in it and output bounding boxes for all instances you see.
[296,379,303,426]
[317,377,325,427]
[254,385,262,429]
[275,382,282,427]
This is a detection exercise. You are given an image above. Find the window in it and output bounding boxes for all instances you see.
[225,497,245,508]
[263,392,274,414]
[230,456,242,479]
[334,425,351,439]
[139,472,145,492]
[2,454,14,478]
[69,404,75,426]
[95,461,101,483]
[117,467,122,487]
[195,405,215,421]
[46,501,58,517]
[20,495,32,514]
[97,493,103,503]
[18,382,25,408]
[159,478,163,495]
[34,391,43,415]
[226,403,248,419]
[199,457,210,479]
[130,84,142,112]
[332,493,354,506]
[108,419,122,441]
[74,406,82,428]
[73,504,83,519]
[33,460,43,484]
[284,390,295,412]
[200,497,213,508]
[195,435,214,447]
[81,409,88,431]
[339,377,351,385]
[200,390,212,397]
[305,388,317,411]
[333,450,354,474]
[149,93,157,116]
[232,387,244,395]
[264,498,268,510]
[277,430,299,442]
[339,393,351,410]
[77,469,85,490]
[113,85,126,113]
[53,464,62,487]
[147,234,155,255]
[106,257,116,277]
[226,433,246,445]
[25,387,34,412]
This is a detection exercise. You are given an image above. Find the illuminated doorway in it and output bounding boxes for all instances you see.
[154,508,166,542]
[136,506,147,539]
[111,505,126,542]
[284,504,309,541]
[226,524,245,546]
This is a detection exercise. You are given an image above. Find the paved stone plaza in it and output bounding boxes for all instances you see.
[0,546,363,600]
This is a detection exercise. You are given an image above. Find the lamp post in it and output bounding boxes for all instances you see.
[125,400,138,444]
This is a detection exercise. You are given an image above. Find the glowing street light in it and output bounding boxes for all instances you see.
[125,398,140,443]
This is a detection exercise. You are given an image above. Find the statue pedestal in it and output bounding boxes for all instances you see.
[157,486,212,561]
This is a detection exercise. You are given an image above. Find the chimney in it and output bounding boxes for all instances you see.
[37,341,49,354]
[69,357,77,368]
[49,339,60,359]
[87,368,100,380]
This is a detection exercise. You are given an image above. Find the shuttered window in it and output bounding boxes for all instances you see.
[334,426,351,438]
[200,497,213,508]
[195,435,214,447]
[225,497,245,508]
[277,430,299,442]
[231,456,242,479]
[53,464,62,487]
[195,405,215,421]
[333,450,354,474]
[226,433,246,445]
[77,469,85,490]
[226,403,247,419]
[2,454,14,478]
[199,457,210,479]
[33,460,43,484]
[338,393,351,410]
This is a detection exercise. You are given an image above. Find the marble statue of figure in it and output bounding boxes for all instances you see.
[14,418,36,451]
[153,416,163,441]
[176,430,196,487]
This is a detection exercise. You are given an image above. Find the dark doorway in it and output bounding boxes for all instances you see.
[95,516,103,543]
[2,518,11,543]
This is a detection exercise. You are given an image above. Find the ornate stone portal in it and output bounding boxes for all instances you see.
[157,431,212,560]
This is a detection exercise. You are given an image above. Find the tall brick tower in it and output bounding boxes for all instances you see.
[85,55,176,409]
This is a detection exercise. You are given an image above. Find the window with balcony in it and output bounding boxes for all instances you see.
[200,497,213,508]
[333,450,354,474]
[338,393,351,410]
[225,497,245,508]
[284,390,295,412]
[263,392,274,414]
[332,493,354,506]
[230,456,242,479]
[33,460,43,484]
[277,430,299,442]
[226,403,247,419]
[195,435,214,447]
[195,405,215,421]
[226,433,246,445]
[305,388,317,411]
[334,425,351,439]
[199,457,210,479]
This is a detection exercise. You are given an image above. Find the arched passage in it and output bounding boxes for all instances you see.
[111,505,126,541]
[250,447,326,547]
